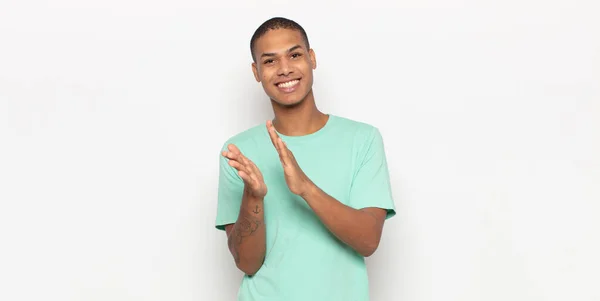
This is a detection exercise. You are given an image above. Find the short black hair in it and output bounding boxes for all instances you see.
[250,17,310,62]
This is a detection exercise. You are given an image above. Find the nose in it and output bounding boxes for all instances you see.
[277,58,293,76]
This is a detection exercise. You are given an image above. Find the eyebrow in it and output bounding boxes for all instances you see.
[260,45,303,58]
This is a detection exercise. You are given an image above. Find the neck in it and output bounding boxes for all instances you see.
[271,90,329,136]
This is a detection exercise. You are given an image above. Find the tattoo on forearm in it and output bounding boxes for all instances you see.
[229,209,262,264]
[234,216,261,244]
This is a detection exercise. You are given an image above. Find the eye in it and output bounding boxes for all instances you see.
[263,59,274,65]
[291,53,302,59]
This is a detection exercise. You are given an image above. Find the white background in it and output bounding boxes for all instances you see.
[1,0,599,300]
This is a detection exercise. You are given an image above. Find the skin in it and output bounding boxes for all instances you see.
[221,144,266,274]
[221,28,388,276]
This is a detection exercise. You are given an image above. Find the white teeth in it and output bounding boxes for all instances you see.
[277,80,299,88]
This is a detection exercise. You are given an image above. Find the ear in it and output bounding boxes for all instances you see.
[309,48,317,70]
[251,62,260,82]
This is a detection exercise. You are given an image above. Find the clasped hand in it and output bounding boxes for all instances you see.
[221,120,313,198]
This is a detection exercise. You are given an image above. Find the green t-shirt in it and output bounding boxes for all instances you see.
[215,114,396,301]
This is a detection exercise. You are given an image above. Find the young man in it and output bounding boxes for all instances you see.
[215,17,396,301]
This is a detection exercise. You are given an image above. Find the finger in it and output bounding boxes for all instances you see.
[228,144,251,165]
[277,137,290,160]
[229,144,250,162]
[225,144,253,167]
[237,151,251,167]
[229,152,259,181]
[246,160,263,182]
[237,170,252,184]
[247,169,258,185]
[278,137,298,168]
[267,122,279,151]
[222,150,240,161]
[227,144,243,155]
[228,159,249,174]
[222,144,244,159]
[281,139,294,159]
[223,152,250,171]
[239,170,260,190]
[266,120,281,152]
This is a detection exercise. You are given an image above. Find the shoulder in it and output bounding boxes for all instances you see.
[330,114,382,141]
[328,115,389,161]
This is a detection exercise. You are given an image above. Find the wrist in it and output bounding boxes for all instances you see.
[243,189,265,204]
[300,180,320,200]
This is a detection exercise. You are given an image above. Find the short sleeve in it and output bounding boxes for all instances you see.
[348,128,396,219]
[215,143,244,230]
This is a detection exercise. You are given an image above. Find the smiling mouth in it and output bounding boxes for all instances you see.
[276,79,300,88]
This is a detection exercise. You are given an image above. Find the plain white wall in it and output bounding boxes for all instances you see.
[1,0,599,300]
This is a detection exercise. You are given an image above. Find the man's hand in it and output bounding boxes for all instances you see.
[222,144,267,199]
[266,120,313,197]
[221,144,267,275]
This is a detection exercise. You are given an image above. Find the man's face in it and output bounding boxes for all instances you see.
[252,28,317,107]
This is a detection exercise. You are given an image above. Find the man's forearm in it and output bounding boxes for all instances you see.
[227,190,266,275]
[301,183,385,257]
